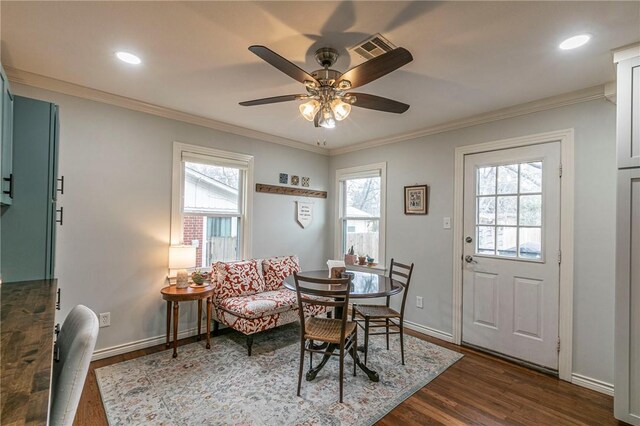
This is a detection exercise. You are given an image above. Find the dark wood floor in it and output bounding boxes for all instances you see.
[74,328,623,426]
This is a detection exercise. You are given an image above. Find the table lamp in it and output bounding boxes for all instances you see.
[169,245,196,289]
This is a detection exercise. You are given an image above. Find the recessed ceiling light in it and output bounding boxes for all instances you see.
[115,51,142,65]
[559,34,591,50]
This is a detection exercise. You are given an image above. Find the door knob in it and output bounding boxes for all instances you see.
[465,236,473,243]
[465,255,477,264]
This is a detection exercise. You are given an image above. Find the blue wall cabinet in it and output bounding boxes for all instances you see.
[0,96,59,282]
[0,64,14,206]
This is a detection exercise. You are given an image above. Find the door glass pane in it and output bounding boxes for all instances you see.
[496,196,517,225]
[474,159,545,260]
[477,226,495,255]
[477,196,495,225]
[496,226,518,257]
[520,162,542,193]
[497,164,518,194]
[519,227,542,259]
[519,195,542,226]
[477,167,496,195]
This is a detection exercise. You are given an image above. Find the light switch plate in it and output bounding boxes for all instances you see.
[416,296,424,309]
[443,217,451,229]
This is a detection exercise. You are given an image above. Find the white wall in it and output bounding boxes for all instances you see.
[12,84,331,354]
[329,99,617,385]
[12,82,616,385]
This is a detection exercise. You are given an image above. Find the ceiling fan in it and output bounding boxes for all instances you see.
[239,45,413,129]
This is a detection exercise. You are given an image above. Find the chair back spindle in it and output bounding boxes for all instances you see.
[293,272,351,338]
[388,258,414,319]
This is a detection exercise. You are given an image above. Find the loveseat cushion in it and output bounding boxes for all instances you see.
[213,259,265,299]
[262,255,300,291]
[217,289,298,319]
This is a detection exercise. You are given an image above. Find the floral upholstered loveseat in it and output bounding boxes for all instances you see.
[211,255,331,355]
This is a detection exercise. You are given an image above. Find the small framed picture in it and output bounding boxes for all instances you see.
[404,185,428,215]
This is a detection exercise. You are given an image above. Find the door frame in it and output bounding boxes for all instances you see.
[452,128,574,381]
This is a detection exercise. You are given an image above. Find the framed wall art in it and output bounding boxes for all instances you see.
[404,185,428,215]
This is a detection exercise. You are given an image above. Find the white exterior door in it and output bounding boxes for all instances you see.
[462,142,561,369]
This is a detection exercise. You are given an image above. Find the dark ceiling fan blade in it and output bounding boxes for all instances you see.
[336,47,413,89]
[348,93,410,113]
[248,45,319,86]
[239,94,308,106]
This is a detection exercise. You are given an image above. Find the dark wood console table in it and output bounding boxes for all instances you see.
[1,279,58,425]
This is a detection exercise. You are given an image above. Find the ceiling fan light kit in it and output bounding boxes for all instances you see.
[299,100,320,121]
[240,45,413,129]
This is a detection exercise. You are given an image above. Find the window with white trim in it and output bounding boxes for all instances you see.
[336,163,386,265]
[172,143,253,268]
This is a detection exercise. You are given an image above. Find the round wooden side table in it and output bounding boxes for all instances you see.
[160,285,214,358]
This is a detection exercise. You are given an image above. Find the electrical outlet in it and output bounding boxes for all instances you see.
[416,296,423,309]
[99,312,111,328]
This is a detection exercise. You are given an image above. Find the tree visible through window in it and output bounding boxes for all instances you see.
[476,161,543,259]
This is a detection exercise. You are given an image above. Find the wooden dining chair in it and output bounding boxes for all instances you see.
[293,272,357,403]
[351,259,414,365]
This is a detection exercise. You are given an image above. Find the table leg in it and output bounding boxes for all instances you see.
[172,301,179,358]
[305,343,379,383]
[197,299,202,341]
[306,344,336,381]
[206,297,212,349]
[305,301,380,382]
[351,345,379,382]
[165,301,171,348]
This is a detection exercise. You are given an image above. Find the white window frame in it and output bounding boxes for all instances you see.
[334,162,387,269]
[171,141,253,261]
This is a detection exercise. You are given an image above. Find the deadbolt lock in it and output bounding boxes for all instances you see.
[465,236,473,243]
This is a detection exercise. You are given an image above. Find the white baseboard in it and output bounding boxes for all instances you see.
[92,325,205,361]
[571,373,614,396]
[403,320,454,343]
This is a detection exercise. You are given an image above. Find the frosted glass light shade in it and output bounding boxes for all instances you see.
[169,245,196,269]
[299,100,321,121]
[330,99,351,121]
[318,107,336,129]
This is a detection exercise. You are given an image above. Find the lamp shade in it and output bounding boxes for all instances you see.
[168,245,196,270]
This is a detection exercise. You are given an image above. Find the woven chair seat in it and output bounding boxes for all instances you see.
[354,304,400,319]
[305,317,356,344]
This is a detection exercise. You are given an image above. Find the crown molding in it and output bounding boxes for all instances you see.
[612,41,640,64]
[7,66,609,158]
[328,84,606,156]
[604,81,616,105]
[5,66,329,156]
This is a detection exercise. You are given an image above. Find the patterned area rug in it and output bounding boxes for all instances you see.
[96,324,462,425]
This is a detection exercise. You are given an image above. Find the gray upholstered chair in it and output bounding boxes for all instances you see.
[50,305,99,426]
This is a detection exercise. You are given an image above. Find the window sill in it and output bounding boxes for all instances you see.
[345,264,387,274]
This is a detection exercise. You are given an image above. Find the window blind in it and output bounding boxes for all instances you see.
[182,152,249,170]
[337,169,381,181]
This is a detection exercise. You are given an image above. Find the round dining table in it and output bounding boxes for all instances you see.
[283,269,403,383]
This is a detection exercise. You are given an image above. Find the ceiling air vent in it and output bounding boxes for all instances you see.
[349,34,397,60]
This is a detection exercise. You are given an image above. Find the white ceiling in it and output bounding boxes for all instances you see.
[1,1,639,149]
